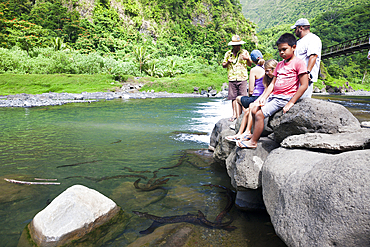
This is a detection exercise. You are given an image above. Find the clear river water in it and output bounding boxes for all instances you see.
[1,95,369,246]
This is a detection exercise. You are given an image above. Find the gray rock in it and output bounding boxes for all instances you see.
[262,148,370,247]
[212,129,236,163]
[226,137,279,190]
[29,185,120,247]
[209,118,234,149]
[281,129,370,151]
[269,98,361,142]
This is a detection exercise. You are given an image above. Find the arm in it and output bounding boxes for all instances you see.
[240,50,253,67]
[258,77,275,106]
[307,54,318,72]
[222,51,231,68]
[283,73,308,113]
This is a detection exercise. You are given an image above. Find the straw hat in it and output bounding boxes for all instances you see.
[228,35,246,46]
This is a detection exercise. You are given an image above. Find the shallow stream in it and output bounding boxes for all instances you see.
[1,95,369,246]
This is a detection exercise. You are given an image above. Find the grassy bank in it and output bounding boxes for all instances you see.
[0,72,228,95]
[0,74,122,95]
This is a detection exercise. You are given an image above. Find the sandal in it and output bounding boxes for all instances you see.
[236,140,257,149]
[225,135,240,142]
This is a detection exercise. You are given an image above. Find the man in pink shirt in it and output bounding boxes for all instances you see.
[237,33,309,149]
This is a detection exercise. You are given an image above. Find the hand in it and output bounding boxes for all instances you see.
[283,102,294,114]
[258,98,265,107]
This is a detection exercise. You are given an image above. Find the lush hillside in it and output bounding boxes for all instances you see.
[0,0,256,58]
[239,0,368,31]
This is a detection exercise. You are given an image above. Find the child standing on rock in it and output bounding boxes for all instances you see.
[236,33,308,149]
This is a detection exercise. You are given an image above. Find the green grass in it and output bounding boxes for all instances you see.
[0,74,122,95]
[139,72,228,93]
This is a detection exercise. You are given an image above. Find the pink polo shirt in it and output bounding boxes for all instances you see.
[272,57,307,97]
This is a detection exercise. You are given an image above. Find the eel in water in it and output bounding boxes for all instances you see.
[202,184,235,223]
[133,184,237,233]
[133,171,179,191]
[56,160,102,168]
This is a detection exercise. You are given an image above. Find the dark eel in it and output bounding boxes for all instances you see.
[133,184,237,234]
[96,174,148,182]
[134,171,179,191]
[202,184,235,223]
[133,211,201,234]
[57,160,102,168]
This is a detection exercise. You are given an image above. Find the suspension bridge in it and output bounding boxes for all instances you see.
[321,34,370,59]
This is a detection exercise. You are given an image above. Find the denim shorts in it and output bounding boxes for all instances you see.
[261,95,291,117]
[240,95,258,108]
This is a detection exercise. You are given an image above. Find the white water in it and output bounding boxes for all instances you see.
[174,98,232,144]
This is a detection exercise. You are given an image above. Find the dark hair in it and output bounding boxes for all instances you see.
[276,33,297,47]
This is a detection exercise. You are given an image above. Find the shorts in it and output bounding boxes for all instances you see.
[240,95,258,108]
[261,95,291,118]
[227,80,248,100]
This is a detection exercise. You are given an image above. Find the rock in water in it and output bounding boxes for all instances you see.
[29,185,120,247]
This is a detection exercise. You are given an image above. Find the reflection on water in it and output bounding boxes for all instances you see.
[0,98,285,247]
[2,95,368,246]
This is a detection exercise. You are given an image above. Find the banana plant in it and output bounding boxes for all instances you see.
[133,46,150,76]
[50,37,66,51]
[145,60,163,78]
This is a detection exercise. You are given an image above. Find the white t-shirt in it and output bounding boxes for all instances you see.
[295,32,322,82]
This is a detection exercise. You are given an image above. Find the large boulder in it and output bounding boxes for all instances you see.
[29,185,121,247]
[226,137,279,190]
[262,148,370,247]
[281,128,370,151]
[269,98,361,142]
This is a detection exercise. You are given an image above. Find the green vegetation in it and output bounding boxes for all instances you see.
[0,74,121,94]
[0,0,369,95]
[239,0,368,31]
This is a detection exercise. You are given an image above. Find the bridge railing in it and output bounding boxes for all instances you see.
[322,34,370,58]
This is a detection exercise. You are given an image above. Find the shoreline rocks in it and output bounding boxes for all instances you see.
[0,91,208,108]
[210,97,370,246]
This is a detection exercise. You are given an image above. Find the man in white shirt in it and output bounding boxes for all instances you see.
[291,18,322,98]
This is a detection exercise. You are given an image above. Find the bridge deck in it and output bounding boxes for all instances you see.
[322,34,370,59]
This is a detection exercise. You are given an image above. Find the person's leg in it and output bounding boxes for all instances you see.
[227,81,237,121]
[236,106,262,148]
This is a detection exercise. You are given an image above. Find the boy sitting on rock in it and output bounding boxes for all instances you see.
[237,33,308,149]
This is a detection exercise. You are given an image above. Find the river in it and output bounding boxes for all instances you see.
[0,95,369,246]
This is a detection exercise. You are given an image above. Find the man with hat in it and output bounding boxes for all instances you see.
[291,18,322,98]
[222,35,253,121]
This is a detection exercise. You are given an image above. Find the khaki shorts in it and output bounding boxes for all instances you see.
[227,80,248,100]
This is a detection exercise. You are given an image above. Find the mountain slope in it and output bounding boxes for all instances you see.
[239,0,368,31]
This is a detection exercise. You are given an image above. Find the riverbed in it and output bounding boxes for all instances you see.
[1,95,369,246]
